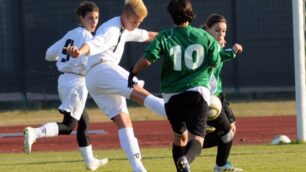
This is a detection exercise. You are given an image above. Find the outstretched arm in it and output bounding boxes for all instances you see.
[128,57,152,88]
[132,57,152,74]
[145,31,158,42]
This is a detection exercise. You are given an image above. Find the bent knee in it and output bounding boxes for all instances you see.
[221,130,234,143]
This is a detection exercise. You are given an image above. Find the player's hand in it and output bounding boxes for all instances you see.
[65,46,80,58]
[219,37,226,48]
[232,43,243,54]
[128,67,136,88]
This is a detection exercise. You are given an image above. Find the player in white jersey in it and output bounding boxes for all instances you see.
[23,2,108,171]
[66,0,166,171]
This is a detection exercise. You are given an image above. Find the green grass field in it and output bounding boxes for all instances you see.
[0,144,305,172]
[0,99,304,171]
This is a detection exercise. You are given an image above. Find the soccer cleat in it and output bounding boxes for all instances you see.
[133,167,147,172]
[214,162,243,172]
[176,156,191,172]
[23,127,37,154]
[86,158,108,171]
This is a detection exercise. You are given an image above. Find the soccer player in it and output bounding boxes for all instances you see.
[128,0,222,171]
[23,1,108,171]
[66,0,166,171]
[203,13,243,172]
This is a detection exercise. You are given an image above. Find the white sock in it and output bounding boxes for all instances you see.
[119,128,146,171]
[36,122,59,138]
[80,145,95,163]
[144,95,166,117]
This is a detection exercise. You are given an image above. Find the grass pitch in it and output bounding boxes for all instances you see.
[0,144,305,172]
[0,99,302,171]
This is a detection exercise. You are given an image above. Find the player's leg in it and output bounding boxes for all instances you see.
[23,110,77,154]
[183,92,207,163]
[111,112,146,172]
[165,91,207,172]
[87,80,146,172]
[77,109,108,171]
[207,109,242,172]
[130,85,166,117]
[91,63,166,117]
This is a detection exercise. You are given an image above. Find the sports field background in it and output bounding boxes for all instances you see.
[1,100,306,171]
[0,0,305,171]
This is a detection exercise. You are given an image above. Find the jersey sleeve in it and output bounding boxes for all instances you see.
[207,39,221,68]
[220,48,236,62]
[143,34,163,63]
[45,39,61,61]
[126,28,149,42]
[86,27,115,56]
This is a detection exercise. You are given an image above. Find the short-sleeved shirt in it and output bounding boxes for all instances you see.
[86,16,148,71]
[45,27,92,75]
[144,25,221,93]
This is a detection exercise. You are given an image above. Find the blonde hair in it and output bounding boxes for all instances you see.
[124,0,148,19]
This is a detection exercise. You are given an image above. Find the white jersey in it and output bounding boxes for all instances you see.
[45,27,92,76]
[45,27,91,120]
[86,16,148,71]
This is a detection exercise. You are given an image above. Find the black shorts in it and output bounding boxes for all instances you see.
[165,91,208,137]
[219,93,236,123]
[206,109,231,136]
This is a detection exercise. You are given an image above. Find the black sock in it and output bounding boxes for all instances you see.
[172,144,186,165]
[216,140,233,166]
[203,134,219,148]
[185,140,202,163]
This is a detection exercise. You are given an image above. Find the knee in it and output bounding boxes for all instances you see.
[60,118,77,135]
[112,113,132,129]
[221,130,234,143]
[173,131,188,146]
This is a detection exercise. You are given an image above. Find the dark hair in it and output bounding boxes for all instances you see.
[167,0,195,25]
[204,13,226,29]
[75,1,99,21]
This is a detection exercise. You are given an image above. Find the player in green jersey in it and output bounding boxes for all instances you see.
[128,0,222,171]
[203,13,243,172]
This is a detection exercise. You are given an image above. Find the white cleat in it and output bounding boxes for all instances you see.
[23,127,37,154]
[86,158,108,171]
[133,168,147,172]
[214,162,243,172]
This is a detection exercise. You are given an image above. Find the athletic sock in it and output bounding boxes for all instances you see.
[216,140,233,166]
[144,95,166,117]
[203,135,219,148]
[185,140,202,163]
[36,122,59,138]
[80,144,95,163]
[172,143,186,165]
[118,128,146,171]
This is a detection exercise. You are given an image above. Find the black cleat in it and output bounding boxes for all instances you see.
[176,156,191,172]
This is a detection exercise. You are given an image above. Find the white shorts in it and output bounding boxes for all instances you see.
[58,73,88,120]
[86,63,138,119]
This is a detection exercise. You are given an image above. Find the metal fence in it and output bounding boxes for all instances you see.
[0,0,294,103]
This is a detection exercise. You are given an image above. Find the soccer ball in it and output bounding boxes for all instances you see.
[207,95,222,121]
[271,135,291,145]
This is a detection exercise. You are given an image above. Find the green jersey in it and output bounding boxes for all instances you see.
[144,25,221,93]
[210,48,236,96]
